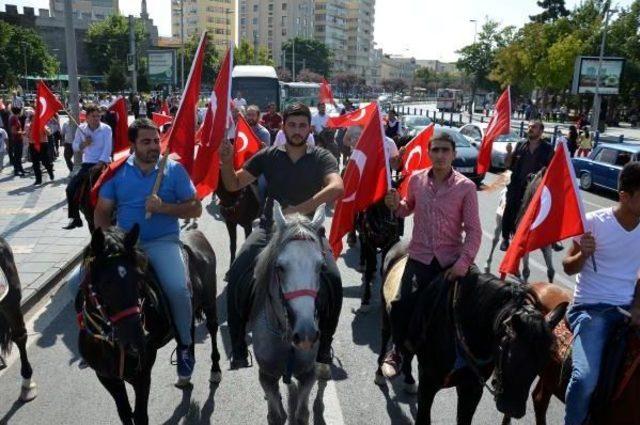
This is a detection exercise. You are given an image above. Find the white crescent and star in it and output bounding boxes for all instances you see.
[349,108,367,123]
[237,131,249,153]
[530,186,552,230]
[38,97,47,118]
[404,145,422,170]
[342,149,367,203]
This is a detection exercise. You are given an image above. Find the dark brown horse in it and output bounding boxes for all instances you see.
[78,225,220,424]
[78,165,107,234]
[503,282,640,425]
[0,237,37,402]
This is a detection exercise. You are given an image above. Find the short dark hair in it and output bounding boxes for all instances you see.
[532,120,545,131]
[430,132,456,151]
[128,118,158,143]
[282,102,311,125]
[619,162,640,195]
[84,103,100,115]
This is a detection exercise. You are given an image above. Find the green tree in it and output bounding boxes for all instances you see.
[282,38,332,77]
[530,0,570,23]
[296,68,323,82]
[79,78,94,93]
[106,61,127,92]
[0,21,58,89]
[85,15,146,76]
[414,67,436,87]
[234,39,274,66]
[182,32,220,84]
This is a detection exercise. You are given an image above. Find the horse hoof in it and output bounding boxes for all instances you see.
[374,373,386,387]
[403,381,418,395]
[20,381,37,402]
[209,370,222,384]
[351,304,371,315]
[315,362,331,381]
[174,376,192,389]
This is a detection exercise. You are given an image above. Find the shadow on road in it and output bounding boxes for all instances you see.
[0,200,67,239]
[162,383,219,425]
[0,399,29,425]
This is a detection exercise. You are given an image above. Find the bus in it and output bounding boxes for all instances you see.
[280,82,321,109]
[473,92,496,113]
[231,65,281,111]
[436,88,464,112]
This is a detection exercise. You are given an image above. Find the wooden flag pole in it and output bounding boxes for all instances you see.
[62,107,88,138]
[145,151,170,219]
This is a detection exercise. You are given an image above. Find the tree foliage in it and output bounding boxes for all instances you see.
[106,61,127,92]
[282,38,332,77]
[182,33,220,85]
[381,78,408,93]
[0,21,58,89]
[530,0,570,23]
[296,68,324,83]
[331,73,366,95]
[235,39,274,66]
[85,15,146,76]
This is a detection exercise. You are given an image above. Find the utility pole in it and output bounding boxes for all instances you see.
[591,4,615,134]
[253,30,259,63]
[63,0,82,171]
[128,15,138,93]
[22,43,28,93]
[292,38,296,82]
[180,0,185,89]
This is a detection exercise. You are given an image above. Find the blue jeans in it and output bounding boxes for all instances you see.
[68,234,193,346]
[565,303,628,425]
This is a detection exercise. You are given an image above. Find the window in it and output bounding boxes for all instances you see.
[282,3,287,10]
[615,151,633,167]
[594,148,618,164]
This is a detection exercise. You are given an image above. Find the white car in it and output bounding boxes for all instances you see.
[458,123,524,170]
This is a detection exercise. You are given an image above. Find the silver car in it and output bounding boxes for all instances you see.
[459,123,524,170]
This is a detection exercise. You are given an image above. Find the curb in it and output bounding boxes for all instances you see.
[20,248,85,315]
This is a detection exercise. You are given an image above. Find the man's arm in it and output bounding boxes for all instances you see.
[145,195,202,219]
[99,127,112,164]
[94,197,115,230]
[563,234,595,276]
[72,125,83,153]
[446,185,482,280]
[219,139,258,191]
[284,173,344,215]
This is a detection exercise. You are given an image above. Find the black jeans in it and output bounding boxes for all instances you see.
[226,226,342,363]
[502,181,525,241]
[63,144,74,172]
[29,144,53,183]
[66,163,95,219]
[10,141,24,175]
[390,257,444,350]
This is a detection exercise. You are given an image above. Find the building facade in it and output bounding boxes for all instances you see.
[346,0,374,83]
[415,59,458,74]
[314,0,348,73]
[171,0,236,49]
[380,54,418,88]
[238,0,314,69]
[49,0,119,21]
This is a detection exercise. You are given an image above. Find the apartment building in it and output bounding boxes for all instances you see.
[171,0,236,49]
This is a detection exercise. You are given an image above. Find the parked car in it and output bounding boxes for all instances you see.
[572,143,640,192]
[459,123,525,169]
[402,115,433,138]
[434,126,484,185]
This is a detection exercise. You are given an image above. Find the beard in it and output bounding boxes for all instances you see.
[138,149,160,164]
[285,132,308,147]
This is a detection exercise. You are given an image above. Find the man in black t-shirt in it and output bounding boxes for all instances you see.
[219,103,344,369]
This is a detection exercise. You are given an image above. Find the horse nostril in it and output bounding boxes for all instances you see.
[293,333,301,344]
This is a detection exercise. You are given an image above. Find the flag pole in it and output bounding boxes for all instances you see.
[145,151,170,219]
[62,107,88,137]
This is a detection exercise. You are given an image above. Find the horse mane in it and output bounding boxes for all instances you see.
[251,214,321,337]
[515,168,546,227]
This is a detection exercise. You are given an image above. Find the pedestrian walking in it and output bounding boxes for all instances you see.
[567,125,579,158]
[60,119,75,173]
[24,110,54,185]
[0,126,7,172]
[48,114,61,158]
[577,127,593,158]
[8,106,25,177]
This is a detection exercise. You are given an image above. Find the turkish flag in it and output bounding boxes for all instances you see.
[162,31,208,174]
[319,78,335,105]
[233,114,261,169]
[108,97,129,154]
[398,123,434,198]
[329,103,391,257]
[477,86,511,174]
[160,100,170,116]
[32,80,63,151]
[326,103,377,129]
[499,140,587,277]
[192,45,233,199]
[90,154,130,207]
[79,110,86,123]
[152,112,172,129]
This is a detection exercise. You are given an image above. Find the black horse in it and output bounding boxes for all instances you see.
[0,237,37,402]
[377,242,567,424]
[78,165,107,234]
[78,225,220,425]
[355,199,400,311]
[215,175,260,265]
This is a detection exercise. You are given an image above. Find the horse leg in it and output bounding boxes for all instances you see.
[293,368,316,425]
[226,221,237,265]
[132,369,153,425]
[97,375,134,425]
[14,332,37,402]
[402,349,417,394]
[522,253,531,283]
[416,368,440,425]
[361,243,376,309]
[541,246,555,283]
[375,303,392,386]
[531,379,551,425]
[485,215,502,273]
[455,375,483,425]
[204,305,222,383]
[259,370,287,425]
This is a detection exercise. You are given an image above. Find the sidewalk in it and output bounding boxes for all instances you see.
[0,154,89,307]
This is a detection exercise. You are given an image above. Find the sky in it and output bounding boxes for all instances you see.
[3,0,635,62]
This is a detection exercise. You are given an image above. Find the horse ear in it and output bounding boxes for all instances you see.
[545,302,568,330]
[91,227,105,254]
[124,224,140,250]
[310,203,326,230]
[273,201,287,229]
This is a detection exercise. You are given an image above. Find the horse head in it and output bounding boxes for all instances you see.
[255,201,326,351]
[492,290,568,419]
[86,224,147,357]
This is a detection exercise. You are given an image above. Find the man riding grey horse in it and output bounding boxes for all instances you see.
[219,102,344,372]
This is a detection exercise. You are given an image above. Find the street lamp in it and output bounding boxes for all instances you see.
[470,19,478,44]
[21,42,28,93]
[591,4,618,134]
[180,0,185,90]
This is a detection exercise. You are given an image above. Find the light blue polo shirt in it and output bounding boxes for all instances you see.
[99,155,196,242]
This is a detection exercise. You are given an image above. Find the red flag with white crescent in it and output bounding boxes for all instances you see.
[398,123,434,198]
[329,103,390,257]
[477,86,511,174]
[499,140,587,277]
[326,103,377,129]
[233,114,262,170]
[32,80,63,151]
[108,97,129,154]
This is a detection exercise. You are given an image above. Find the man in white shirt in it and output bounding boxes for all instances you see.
[311,102,329,135]
[63,104,112,229]
[563,162,640,425]
[233,91,247,109]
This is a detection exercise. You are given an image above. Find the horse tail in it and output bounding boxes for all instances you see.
[0,315,12,356]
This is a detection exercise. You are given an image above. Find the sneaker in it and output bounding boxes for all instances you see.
[62,218,83,230]
[499,239,510,251]
[381,348,402,379]
[177,346,195,380]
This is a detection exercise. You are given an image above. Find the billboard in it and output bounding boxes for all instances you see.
[147,50,176,85]
[571,56,624,95]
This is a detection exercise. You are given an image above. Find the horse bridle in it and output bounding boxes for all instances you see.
[274,233,326,303]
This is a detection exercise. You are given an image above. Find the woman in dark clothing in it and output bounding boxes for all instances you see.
[568,125,579,157]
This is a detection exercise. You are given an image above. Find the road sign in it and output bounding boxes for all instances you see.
[148,50,176,85]
[571,56,625,95]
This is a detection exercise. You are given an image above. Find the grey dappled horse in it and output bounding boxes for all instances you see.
[251,202,326,425]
